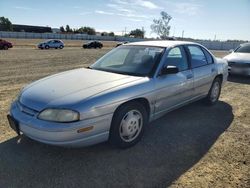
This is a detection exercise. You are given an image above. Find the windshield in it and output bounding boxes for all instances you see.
[90,46,164,76]
[235,44,250,53]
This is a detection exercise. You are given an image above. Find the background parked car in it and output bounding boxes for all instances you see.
[116,41,129,47]
[0,39,13,50]
[37,40,64,49]
[223,43,250,76]
[83,41,103,49]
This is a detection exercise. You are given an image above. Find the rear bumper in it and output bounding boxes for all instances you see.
[9,101,112,147]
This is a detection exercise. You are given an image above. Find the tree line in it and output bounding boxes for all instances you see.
[59,25,145,38]
[1,11,173,39]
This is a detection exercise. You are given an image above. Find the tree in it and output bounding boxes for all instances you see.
[129,29,145,38]
[101,32,108,36]
[65,25,72,32]
[0,17,13,31]
[151,11,172,39]
[108,32,115,37]
[60,26,65,33]
[77,26,96,35]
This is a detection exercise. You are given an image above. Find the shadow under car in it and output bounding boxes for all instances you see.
[0,101,233,188]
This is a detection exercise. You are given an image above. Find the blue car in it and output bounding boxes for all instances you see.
[37,39,64,49]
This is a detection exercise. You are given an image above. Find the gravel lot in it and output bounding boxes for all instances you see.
[0,39,249,187]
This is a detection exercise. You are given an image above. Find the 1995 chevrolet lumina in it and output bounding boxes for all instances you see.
[8,41,228,148]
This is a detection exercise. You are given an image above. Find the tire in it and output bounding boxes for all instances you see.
[45,45,49,49]
[205,77,222,105]
[109,102,148,148]
[3,45,8,50]
[59,45,63,49]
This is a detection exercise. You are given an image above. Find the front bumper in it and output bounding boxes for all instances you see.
[228,66,250,76]
[9,101,112,147]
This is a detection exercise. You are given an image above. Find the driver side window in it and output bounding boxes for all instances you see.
[165,46,188,71]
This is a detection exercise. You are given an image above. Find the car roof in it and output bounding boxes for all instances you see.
[125,40,198,48]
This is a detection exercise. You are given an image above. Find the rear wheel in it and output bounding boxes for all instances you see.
[109,102,148,148]
[205,77,222,105]
[59,45,63,49]
[3,45,8,50]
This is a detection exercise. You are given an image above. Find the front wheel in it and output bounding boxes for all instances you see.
[45,45,49,49]
[59,45,63,49]
[205,77,222,105]
[109,102,148,148]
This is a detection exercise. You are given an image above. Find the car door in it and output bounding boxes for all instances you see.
[154,46,194,116]
[53,40,58,48]
[185,45,216,96]
[48,40,54,48]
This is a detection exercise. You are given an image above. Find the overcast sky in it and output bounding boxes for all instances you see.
[0,0,250,41]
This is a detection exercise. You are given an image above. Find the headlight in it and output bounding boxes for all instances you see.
[38,109,80,122]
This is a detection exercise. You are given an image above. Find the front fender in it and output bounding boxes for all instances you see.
[74,79,155,121]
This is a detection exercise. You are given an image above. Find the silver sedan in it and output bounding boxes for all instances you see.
[8,41,228,148]
[37,39,64,49]
[224,43,250,75]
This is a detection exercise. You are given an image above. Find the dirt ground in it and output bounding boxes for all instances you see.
[0,39,249,188]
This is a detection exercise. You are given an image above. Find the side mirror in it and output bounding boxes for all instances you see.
[160,65,179,75]
[229,49,234,53]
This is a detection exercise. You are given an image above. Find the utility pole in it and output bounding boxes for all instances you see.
[182,30,184,39]
[214,34,217,41]
[124,27,127,36]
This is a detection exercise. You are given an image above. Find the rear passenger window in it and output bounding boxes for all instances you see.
[202,48,213,64]
[165,46,188,71]
[187,46,207,68]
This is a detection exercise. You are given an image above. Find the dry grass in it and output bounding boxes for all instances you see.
[0,39,249,187]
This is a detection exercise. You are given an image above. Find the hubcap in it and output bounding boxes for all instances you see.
[211,82,220,102]
[119,110,143,142]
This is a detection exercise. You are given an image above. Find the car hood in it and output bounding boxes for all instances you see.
[20,68,143,111]
[224,52,250,63]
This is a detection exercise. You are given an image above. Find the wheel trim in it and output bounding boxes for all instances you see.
[119,110,143,142]
[210,82,220,102]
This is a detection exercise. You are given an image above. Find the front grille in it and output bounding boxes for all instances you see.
[228,61,250,68]
[17,101,38,116]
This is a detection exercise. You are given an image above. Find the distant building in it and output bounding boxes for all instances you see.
[12,24,52,33]
[95,32,102,36]
[52,28,60,33]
